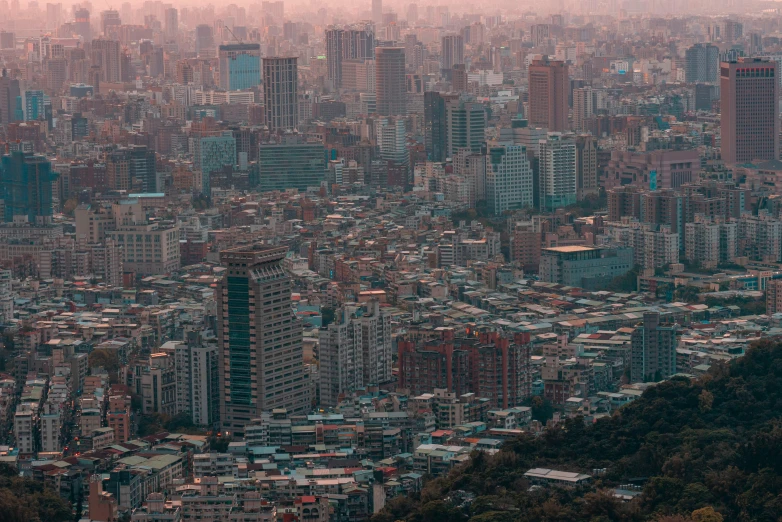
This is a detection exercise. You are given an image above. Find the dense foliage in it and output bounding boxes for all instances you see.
[372,340,782,521]
[0,463,72,522]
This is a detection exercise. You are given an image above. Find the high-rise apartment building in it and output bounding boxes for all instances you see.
[100,9,121,36]
[528,57,569,131]
[372,0,383,24]
[539,133,577,211]
[263,57,298,131]
[766,278,782,315]
[195,25,215,57]
[326,28,345,89]
[630,312,677,383]
[219,44,261,91]
[575,135,598,198]
[572,86,593,132]
[484,142,533,215]
[376,116,408,165]
[685,43,719,84]
[720,57,779,165]
[375,47,406,116]
[217,245,310,436]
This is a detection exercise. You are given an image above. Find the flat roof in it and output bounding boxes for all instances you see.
[543,246,596,253]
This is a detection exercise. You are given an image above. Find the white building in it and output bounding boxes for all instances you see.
[376,116,407,165]
[484,142,533,215]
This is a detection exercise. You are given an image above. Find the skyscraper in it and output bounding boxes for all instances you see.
[325,28,345,89]
[528,56,569,132]
[720,57,779,165]
[0,71,20,125]
[219,43,261,90]
[90,38,122,83]
[375,47,406,116]
[217,245,310,436]
[572,86,594,133]
[100,9,121,36]
[164,8,178,42]
[372,0,383,24]
[685,43,719,84]
[440,34,464,78]
[263,57,298,131]
[424,91,453,162]
[195,25,215,57]
[539,132,577,211]
[74,7,91,42]
[446,97,486,157]
[0,151,58,224]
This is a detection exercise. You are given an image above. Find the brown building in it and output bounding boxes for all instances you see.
[767,279,782,315]
[720,58,779,165]
[398,329,532,409]
[607,185,644,221]
[375,47,406,116]
[528,57,568,132]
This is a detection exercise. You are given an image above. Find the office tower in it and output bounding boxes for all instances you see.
[0,32,14,50]
[257,137,326,191]
[375,47,406,115]
[572,86,593,132]
[376,116,408,165]
[103,145,156,192]
[195,24,215,57]
[452,63,468,91]
[720,57,779,165]
[0,71,20,125]
[22,89,45,121]
[440,34,464,78]
[0,151,58,224]
[425,92,449,162]
[91,38,122,83]
[528,57,569,131]
[345,24,375,60]
[454,147,487,203]
[485,142,533,215]
[262,1,284,23]
[372,0,383,24]
[100,9,121,36]
[219,43,261,90]
[539,133,577,211]
[46,57,68,92]
[341,59,375,92]
[723,20,743,42]
[263,57,298,131]
[407,3,418,22]
[685,43,719,84]
[218,245,310,435]
[446,97,486,157]
[199,132,237,197]
[74,7,91,42]
[575,135,598,199]
[164,8,178,41]
[326,27,345,89]
[630,312,676,383]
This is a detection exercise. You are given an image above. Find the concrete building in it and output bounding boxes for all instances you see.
[262,57,298,131]
[685,43,719,84]
[539,133,576,211]
[630,312,677,383]
[217,245,310,436]
[539,245,634,290]
[218,44,261,91]
[528,57,568,131]
[720,58,779,165]
[484,142,533,215]
[603,149,699,191]
[375,47,406,116]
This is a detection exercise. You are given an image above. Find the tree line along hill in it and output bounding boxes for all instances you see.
[371,339,782,522]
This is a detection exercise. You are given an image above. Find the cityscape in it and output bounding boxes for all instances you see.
[0,0,782,521]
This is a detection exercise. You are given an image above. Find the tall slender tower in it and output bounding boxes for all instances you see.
[528,56,569,132]
[325,27,345,89]
[164,8,178,42]
[720,57,779,165]
[375,47,406,116]
[263,57,298,131]
[217,245,310,436]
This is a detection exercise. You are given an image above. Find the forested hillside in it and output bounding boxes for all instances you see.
[371,339,782,522]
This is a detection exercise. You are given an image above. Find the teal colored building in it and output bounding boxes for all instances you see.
[200,133,237,197]
[257,140,326,192]
[218,43,261,90]
[0,151,58,224]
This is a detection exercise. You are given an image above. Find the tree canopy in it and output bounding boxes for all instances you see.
[371,340,782,521]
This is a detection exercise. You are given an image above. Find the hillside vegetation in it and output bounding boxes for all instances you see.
[372,339,782,522]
